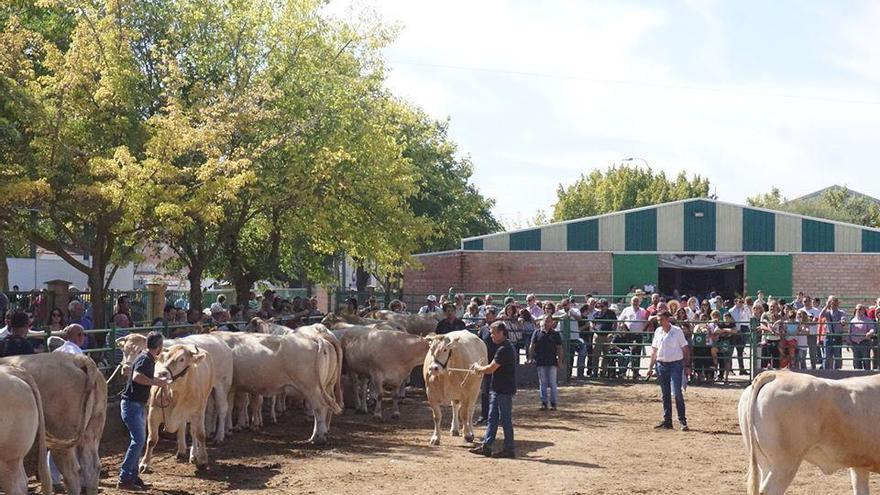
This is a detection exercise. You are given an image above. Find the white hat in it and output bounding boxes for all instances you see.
[426,295,437,302]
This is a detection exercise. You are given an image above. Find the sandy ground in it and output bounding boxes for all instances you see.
[67,382,880,494]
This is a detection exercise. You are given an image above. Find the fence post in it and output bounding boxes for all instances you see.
[749,318,757,381]
[110,323,117,369]
[561,315,571,383]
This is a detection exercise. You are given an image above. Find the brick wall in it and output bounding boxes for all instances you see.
[793,254,880,299]
[404,251,612,295]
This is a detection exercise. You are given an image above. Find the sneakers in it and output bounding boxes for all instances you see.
[539,403,547,411]
[493,449,516,459]
[550,404,557,411]
[468,444,492,457]
[116,478,146,491]
[135,476,151,488]
[653,421,673,430]
[680,423,690,431]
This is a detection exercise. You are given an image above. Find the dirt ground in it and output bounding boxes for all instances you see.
[75,382,878,494]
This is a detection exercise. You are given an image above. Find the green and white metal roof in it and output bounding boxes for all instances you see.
[461,198,880,254]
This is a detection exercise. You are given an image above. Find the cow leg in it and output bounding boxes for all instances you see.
[139,410,162,473]
[52,447,82,495]
[0,460,27,495]
[77,439,102,495]
[759,461,800,495]
[391,379,403,419]
[249,395,264,429]
[226,390,235,434]
[205,394,217,438]
[356,377,369,414]
[851,468,870,495]
[190,412,209,469]
[234,393,250,431]
[176,426,188,461]
[370,372,384,421]
[450,400,461,436]
[268,395,278,424]
[462,397,476,443]
[429,401,443,446]
[211,386,230,444]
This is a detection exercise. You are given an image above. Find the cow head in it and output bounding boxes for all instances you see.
[425,335,457,376]
[115,333,148,377]
[155,344,206,384]
[245,317,270,333]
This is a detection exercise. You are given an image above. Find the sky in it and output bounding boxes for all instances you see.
[328,0,880,229]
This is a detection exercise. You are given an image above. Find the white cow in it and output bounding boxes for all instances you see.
[0,364,51,495]
[213,330,342,443]
[140,345,215,472]
[739,369,880,495]
[371,310,444,336]
[337,325,428,419]
[423,330,486,445]
[117,333,234,444]
[1,353,107,495]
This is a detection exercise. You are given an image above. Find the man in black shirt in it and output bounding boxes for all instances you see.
[469,322,517,458]
[0,311,35,357]
[435,303,466,335]
[476,307,498,424]
[118,331,169,491]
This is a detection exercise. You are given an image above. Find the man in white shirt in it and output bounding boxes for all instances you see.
[617,296,648,379]
[727,298,751,376]
[525,294,543,320]
[646,310,690,431]
[802,297,821,369]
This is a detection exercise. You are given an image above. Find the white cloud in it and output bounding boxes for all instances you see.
[327,1,880,223]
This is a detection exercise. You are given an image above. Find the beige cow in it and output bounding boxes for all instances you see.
[140,345,215,472]
[321,313,406,332]
[117,333,234,444]
[0,353,107,495]
[337,325,428,420]
[372,310,444,336]
[213,330,343,443]
[423,330,486,445]
[739,369,880,495]
[0,364,51,495]
[245,319,343,424]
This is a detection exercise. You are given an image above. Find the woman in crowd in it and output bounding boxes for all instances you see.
[46,307,66,334]
[699,300,712,322]
[527,313,562,411]
[516,308,537,350]
[778,307,800,368]
[463,303,482,329]
[685,297,700,321]
[500,303,522,343]
[761,300,783,369]
[795,309,811,369]
[849,304,875,370]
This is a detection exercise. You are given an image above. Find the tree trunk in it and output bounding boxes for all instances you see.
[187,264,204,313]
[0,235,8,291]
[356,264,369,292]
[234,276,253,319]
[89,272,107,346]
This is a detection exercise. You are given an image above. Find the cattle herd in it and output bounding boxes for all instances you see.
[0,310,489,495]
[4,309,880,495]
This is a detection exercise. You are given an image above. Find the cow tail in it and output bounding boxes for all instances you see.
[10,367,53,495]
[329,334,344,411]
[746,370,777,495]
[315,338,343,415]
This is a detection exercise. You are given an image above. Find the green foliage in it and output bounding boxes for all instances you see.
[552,165,711,221]
[392,106,501,252]
[748,186,880,228]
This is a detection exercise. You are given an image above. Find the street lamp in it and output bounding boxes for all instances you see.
[623,157,650,168]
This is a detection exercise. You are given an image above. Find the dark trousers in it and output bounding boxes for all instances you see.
[480,375,491,419]
[657,360,686,424]
[482,391,514,451]
[761,342,780,369]
[733,330,747,372]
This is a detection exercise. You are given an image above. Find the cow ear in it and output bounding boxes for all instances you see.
[115,336,127,348]
[192,352,207,363]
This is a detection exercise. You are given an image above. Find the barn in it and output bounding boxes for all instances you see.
[404,198,880,301]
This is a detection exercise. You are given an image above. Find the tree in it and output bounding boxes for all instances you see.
[393,106,501,252]
[552,164,711,221]
[0,4,174,328]
[747,186,880,228]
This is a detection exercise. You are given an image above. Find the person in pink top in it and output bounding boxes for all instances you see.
[849,305,876,370]
[525,294,544,320]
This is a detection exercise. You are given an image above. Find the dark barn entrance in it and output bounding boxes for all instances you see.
[658,254,744,300]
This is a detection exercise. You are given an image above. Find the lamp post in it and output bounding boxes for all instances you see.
[623,157,649,168]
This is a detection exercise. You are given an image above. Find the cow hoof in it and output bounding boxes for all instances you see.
[195,463,208,471]
[176,452,187,462]
[429,436,440,446]
[310,437,328,446]
[391,411,400,420]
[372,414,384,422]
[138,464,152,474]
[450,430,460,437]
[464,434,475,443]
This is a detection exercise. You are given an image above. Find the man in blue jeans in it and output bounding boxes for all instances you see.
[118,331,169,491]
[469,322,517,458]
[646,310,691,431]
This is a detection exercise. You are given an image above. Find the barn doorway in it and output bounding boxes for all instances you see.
[658,254,744,300]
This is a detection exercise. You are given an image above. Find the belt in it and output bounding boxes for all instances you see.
[657,359,683,364]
